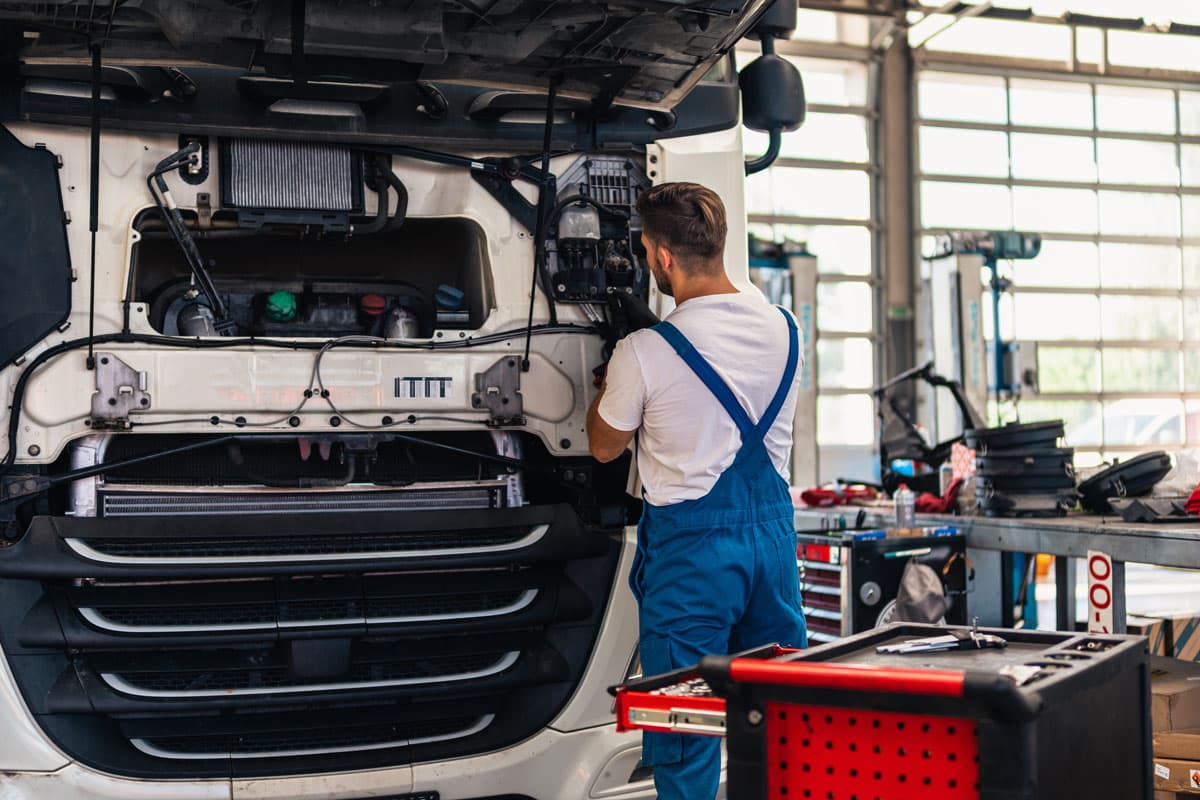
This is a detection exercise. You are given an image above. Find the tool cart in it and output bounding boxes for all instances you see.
[614,623,1151,799]
[798,529,970,642]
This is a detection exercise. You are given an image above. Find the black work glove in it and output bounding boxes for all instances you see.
[607,291,660,335]
[596,292,659,384]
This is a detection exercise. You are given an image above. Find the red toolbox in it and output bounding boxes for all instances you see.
[613,623,1151,799]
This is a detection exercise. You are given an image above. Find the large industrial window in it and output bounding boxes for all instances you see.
[916,68,1200,465]
[740,41,880,483]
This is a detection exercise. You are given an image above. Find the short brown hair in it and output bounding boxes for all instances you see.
[636,182,727,270]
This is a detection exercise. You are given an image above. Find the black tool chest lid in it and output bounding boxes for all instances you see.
[976,472,1077,493]
[1077,451,1173,513]
[975,449,1075,477]
[964,421,1065,453]
[975,489,1077,517]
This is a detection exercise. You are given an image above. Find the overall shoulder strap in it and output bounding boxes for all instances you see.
[754,306,800,437]
[651,321,755,437]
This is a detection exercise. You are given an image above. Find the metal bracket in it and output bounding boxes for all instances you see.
[1,474,51,503]
[471,357,525,427]
[471,171,548,234]
[90,353,151,429]
[196,191,213,229]
[0,473,49,537]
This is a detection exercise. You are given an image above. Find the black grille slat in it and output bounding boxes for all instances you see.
[132,715,486,758]
[95,602,278,627]
[81,587,533,632]
[277,597,364,622]
[366,590,526,618]
[80,529,527,558]
[110,652,510,694]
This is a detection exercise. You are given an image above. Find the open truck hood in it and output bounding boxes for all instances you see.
[0,0,771,111]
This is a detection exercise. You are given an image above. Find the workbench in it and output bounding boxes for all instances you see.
[794,507,1200,634]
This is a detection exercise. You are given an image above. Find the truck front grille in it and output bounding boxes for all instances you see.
[0,502,616,779]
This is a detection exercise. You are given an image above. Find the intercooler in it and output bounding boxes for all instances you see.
[97,481,510,517]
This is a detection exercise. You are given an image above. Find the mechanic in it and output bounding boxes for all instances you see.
[587,182,808,800]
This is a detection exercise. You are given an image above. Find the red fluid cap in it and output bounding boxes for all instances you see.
[361,294,387,316]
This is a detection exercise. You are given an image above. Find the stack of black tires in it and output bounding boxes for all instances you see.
[967,421,1077,517]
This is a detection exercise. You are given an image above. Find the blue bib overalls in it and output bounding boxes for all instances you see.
[630,307,808,800]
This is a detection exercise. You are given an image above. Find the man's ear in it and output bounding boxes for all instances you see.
[656,243,674,273]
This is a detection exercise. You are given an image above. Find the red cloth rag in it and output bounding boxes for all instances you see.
[915,477,964,514]
[798,484,879,508]
[1186,485,1200,515]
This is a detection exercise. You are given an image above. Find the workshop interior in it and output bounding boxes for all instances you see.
[1,0,1200,798]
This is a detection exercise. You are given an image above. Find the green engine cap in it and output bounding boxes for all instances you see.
[266,290,298,322]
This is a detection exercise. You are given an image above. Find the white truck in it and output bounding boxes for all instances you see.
[0,2,802,797]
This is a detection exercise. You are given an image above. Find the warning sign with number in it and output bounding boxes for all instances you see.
[1087,550,1114,635]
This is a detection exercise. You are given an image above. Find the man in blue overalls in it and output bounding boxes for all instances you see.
[588,182,807,800]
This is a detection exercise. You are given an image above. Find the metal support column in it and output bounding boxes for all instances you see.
[1055,556,1078,632]
[1000,552,1015,628]
[878,28,917,394]
[790,253,819,487]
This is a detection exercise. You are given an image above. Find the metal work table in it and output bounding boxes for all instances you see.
[795,506,1200,634]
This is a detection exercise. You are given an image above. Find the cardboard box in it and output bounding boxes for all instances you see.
[1144,612,1200,662]
[1129,615,1172,657]
[1154,758,1200,793]
[1157,729,1200,761]
[1151,656,1200,732]
[1178,616,1200,662]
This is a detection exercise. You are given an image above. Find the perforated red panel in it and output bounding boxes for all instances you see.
[766,702,980,800]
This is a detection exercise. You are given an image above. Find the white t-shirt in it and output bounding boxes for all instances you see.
[597,291,801,507]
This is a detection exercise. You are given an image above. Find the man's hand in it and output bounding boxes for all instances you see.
[608,292,660,335]
[587,379,636,463]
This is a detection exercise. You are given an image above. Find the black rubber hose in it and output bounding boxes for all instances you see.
[379,158,409,231]
[139,229,262,239]
[353,157,390,236]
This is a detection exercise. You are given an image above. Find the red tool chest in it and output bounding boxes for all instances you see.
[613,623,1151,799]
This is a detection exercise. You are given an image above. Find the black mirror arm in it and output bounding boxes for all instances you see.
[745,127,781,175]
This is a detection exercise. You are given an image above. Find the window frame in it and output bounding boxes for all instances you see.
[741,40,884,477]
[916,64,1200,456]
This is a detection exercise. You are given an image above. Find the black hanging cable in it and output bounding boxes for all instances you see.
[86,42,102,370]
[291,0,307,87]
[522,74,561,372]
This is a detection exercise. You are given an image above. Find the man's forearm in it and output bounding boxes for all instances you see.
[585,382,606,443]
[587,381,636,462]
